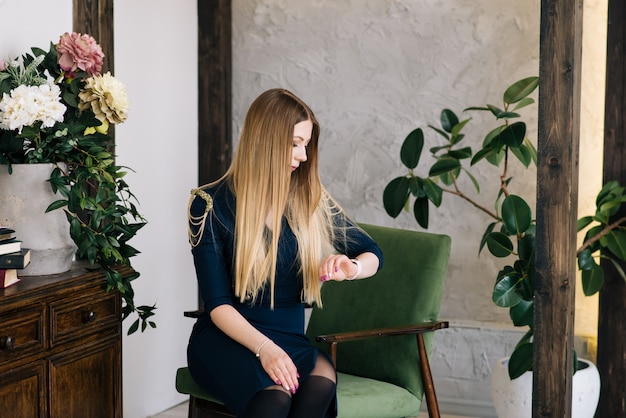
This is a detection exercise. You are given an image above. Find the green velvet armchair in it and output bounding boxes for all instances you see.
[176,223,451,418]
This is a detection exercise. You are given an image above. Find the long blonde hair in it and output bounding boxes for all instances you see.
[225,88,335,306]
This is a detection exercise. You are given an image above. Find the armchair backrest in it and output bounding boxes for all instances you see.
[306,223,451,399]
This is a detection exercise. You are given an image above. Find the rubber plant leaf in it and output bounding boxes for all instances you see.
[510,142,533,168]
[501,195,532,236]
[413,196,429,229]
[581,266,604,296]
[604,229,626,261]
[510,299,534,327]
[440,109,459,133]
[492,267,523,307]
[498,121,526,148]
[422,178,443,207]
[448,146,472,159]
[479,222,497,255]
[487,232,514,257]
[503,76,539,105]
[509,342,534,379]
[400,128,424,169]
[577,248,597,271]
[383,177,410,218]
[429,157,460,177]
[513,97,535,111]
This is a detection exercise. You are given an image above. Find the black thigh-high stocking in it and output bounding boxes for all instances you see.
[240,388,292,418]
[287,376,337,418]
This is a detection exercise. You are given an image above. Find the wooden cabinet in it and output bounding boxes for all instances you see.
[0,263,127,418]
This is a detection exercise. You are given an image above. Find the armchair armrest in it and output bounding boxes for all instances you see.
[184,309,206,318]
[316,320,449,418]
[316,321,449,345]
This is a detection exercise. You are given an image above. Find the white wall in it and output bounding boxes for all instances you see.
[1,1,198,417]
[114,1,198,417]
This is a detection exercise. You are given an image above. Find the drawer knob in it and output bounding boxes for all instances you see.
[83,310,97,323]
[0,336,15,350]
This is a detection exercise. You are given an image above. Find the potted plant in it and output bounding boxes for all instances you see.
[383,77,616,415]
[0,32,155,334]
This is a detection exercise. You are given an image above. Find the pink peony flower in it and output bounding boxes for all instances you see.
[56,32,104,77]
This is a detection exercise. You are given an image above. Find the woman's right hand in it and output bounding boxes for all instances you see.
[258,341,300,394]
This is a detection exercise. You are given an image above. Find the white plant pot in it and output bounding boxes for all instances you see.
[491,357,601,418]
[0,163,76,275]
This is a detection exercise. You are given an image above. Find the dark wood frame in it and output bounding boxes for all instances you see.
[317,321,449,418]
[598,1,626,416]
[197,0,232,186]
[534,1,582,416]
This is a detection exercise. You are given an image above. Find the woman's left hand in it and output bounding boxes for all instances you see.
[319,254,357,282]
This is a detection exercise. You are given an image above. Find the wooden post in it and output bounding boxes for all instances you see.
[599,1,626,416]
[73,0,115,146]
[534,1,583,417]
[198,0,232,186]
[72,0,114,73]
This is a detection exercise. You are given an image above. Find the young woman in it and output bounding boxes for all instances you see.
[187,88,383,418]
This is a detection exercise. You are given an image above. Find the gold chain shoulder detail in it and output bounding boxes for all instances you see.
[188,188,214,247]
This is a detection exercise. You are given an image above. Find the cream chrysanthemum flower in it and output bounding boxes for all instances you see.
[78,72,129,124]
[0,82,66,132]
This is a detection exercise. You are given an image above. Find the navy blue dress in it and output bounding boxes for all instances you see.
[186,180,383,417]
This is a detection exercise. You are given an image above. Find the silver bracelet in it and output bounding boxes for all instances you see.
[346,259,362,280]
[255,339,270,360]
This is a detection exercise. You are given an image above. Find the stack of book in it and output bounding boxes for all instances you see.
[0,227,31,289]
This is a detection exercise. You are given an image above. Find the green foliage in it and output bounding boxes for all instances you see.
[383,76,626,379]
[44,148,154,335]
[0,38,154,335]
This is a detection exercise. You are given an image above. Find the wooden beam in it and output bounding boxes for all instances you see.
[72,0,114,73]
[197,0,232,185]
[534,1,583,416]
[599,0,626,416]
[72,0,115,156]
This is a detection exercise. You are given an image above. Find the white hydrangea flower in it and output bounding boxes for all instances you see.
[0,82,66,133]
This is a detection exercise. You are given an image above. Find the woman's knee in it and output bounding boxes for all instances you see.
[309,354,336,383]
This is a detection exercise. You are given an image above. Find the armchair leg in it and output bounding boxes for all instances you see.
[188,395,236,418]
[416,333,441,418]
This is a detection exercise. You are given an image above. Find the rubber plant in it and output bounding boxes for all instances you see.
[383,76,626,379]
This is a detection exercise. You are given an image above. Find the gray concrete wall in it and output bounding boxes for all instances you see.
[234,1,607,414]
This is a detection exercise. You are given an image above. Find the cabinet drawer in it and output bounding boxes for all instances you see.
[50,289,120,346]
[0,307,45,366]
